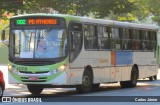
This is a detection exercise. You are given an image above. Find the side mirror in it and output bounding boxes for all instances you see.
[2,30,5,41]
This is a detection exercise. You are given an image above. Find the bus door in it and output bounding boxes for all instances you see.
[69,22,86,68]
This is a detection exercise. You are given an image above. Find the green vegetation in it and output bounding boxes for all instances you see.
[1,0,136,18]
[1,0,160,23]
[0,44,8,65]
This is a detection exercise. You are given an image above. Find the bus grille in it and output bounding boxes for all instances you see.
[14,61,54,66]
[21,77,47,82]
[19,71,49,74]
[21,80,46,82]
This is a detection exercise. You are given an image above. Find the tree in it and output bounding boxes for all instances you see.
[0,0,139,18]
[0,0,24,18]
[92,0,138,18]
[1,0,160,25]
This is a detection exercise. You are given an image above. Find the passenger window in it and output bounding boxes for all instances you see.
[132,30,140,39]
[122,29,131,50]
[97,26,110,50]
[142,31,150,40]
[122,40,132,50]
[150,31,156,41]
[150,31,157,51]
[132,40,141,50]
[84,25,98,50]
[111,28,121,50]
[123,29,130,39]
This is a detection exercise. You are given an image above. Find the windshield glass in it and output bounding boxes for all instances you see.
[11,28,67,59]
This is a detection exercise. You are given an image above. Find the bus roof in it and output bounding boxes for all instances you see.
[78,16,158,30]
[11,13,159,30]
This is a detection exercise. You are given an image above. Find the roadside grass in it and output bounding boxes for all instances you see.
[0,43,9,65]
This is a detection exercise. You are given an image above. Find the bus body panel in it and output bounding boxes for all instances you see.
[8,70,68,85]
[68,69,83,85]
[132,52,157,78]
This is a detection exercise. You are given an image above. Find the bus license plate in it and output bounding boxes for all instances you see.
[29,77,39,80]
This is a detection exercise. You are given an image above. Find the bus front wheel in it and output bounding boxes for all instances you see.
[76,70,93,93]
[27,85,44,95]
[92,83,100,88]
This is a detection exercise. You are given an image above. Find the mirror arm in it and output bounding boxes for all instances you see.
[2,25,9,46]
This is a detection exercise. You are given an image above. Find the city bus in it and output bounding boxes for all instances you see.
[1,14,159,94]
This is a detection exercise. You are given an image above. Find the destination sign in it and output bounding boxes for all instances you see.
[15,18,58,25]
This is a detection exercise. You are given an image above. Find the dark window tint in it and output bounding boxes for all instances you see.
[123,29,130,39]
[150,31,156,41]
[69,22,83,62]
[141,31,150,40]
[142,41,151,50]
[111,28,119,38]
[97,26,110,49]
[111,28,121,50]
[70,22,82,31]
[132,40,141,50]
[122,39,131,50]
[111,39,121,50]
[151,42,156,51]
[84,25,98,49]
[132,30,140,39]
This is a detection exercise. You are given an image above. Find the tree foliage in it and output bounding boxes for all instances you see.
[0,0,138,17]
[0,0,160,25]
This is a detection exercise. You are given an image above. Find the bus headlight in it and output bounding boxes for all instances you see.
[8,64,12,71]
[58,65,66,71]
[8,64,19,74]
[50,65,67,75]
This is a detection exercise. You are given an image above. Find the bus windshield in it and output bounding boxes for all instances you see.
[11,28,67,59]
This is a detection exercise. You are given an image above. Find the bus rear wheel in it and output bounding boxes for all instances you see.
[153,75,157,80]
[76,70,93,93]
[120,66,138,88]
[27,85,44,95]
[149,76,153,81]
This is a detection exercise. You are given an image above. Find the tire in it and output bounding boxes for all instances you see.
[153,75,157,80]
[27,85,44,95]
[0,85,3,99]
[120,81,130,88]
[149,76,153,81]
[120,66,138,88]
[76,70,93,93]
[92,83,100,88]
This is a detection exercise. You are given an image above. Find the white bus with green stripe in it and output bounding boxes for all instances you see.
[1,14,159,94]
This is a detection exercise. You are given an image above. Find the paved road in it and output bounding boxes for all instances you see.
[1,66,160,105]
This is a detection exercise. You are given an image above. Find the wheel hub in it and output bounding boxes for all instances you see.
[82,76,90,88]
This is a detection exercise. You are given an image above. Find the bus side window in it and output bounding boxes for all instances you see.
[132,30,142,50]
[111,27,121,50]
[141,31,151,51]
[84,25,90,49]
[122,29,131,50]
[84,25,97,50]
[97,26,110,50]
[150,31,156,51]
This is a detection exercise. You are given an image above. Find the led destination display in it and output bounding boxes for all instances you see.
[16,18,58,25]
